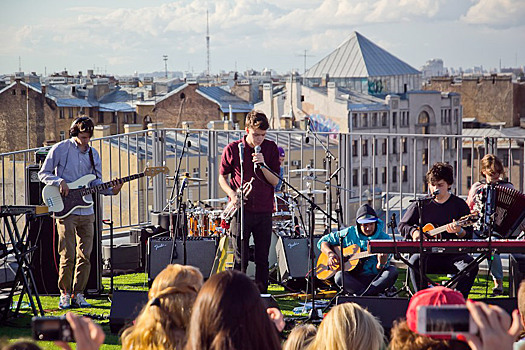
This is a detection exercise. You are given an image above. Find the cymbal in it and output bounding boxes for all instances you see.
[202,197,229,203]
[299,189,326,195]
[181,176,204,182]
[290,167,327,173]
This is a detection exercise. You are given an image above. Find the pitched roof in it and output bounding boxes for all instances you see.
[197,86,253,113]
[304,31,420,78]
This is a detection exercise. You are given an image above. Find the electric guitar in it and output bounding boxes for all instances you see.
[315,244,378,280]
[42,166,169,219]
[421,212,479,238]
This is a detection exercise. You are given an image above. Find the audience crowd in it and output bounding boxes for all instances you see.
[4,265,525,350]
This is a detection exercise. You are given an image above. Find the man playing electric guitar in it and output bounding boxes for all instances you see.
[38,116,122,309]
[399,162,478,299]
[317,204,398,296]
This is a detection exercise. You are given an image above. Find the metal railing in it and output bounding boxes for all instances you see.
[2,128,524,236]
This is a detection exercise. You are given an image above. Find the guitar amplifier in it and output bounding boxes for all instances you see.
[147,237,218,285]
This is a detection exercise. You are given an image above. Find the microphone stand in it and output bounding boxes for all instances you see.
[165,131,191,237]
[258,163,337,323]
[409,193,440,291]
[387,213,415,297]
[239,143,246,274]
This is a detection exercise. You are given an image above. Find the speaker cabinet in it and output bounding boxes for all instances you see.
[276,235,322,282]
[25,165,103,295]
[147,237,218,284]
[109,290,148,333]
[336,296,409,331]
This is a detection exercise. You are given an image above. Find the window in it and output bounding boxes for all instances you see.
[352,140,358,157]
[381,167,387,184]
[392,137,397,154]
[362,140,368,156]
[374,167,378,185]
[112,113,117,123]
[352,169,359,186]
[402,138,408,154]
[467,176,472,189]
[59,109,65,119]
[392,166,397,183]
[382,139,387,155]
[362,168,369,185]
[402,166,408,182]
[372,113,378,127]
[381,112,387,126]
[98,112,104,123]
[21,89,26,96]
[374,139,378,155]
[68,108,74,119]
[392,111,397,127]
[11,89,16,95]
[444,138,450,150]
[467,156,472,167]
[59,131,66,141]
[352,113,357,128]
[422,149,428,165]
[361,113,368,128]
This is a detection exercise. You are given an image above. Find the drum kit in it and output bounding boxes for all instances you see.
[272,166,327,236]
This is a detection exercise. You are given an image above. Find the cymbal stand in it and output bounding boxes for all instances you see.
[304,117,339,232]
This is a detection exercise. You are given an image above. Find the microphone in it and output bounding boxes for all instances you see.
[238,142,244,163]
[409,189,440,202]
[254,145,261,171]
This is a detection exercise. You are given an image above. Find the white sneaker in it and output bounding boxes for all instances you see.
[73,293,91,308]
[59,293,71,309]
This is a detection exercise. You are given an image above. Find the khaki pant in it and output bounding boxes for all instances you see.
[56,214,94,294]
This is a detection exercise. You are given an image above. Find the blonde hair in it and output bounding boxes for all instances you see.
[121,264,204,350]
[307,303,384,350]
[283,324,317,350]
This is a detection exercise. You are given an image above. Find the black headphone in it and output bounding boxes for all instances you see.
[69,116,94,137]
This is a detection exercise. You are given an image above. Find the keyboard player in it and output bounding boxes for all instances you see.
[398,162,478,299]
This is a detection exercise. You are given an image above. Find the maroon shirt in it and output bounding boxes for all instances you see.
[220,136,280,213]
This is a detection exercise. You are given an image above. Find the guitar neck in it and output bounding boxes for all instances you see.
[344,251,376,261]
[428,225,449,236]
[80,173,145,195]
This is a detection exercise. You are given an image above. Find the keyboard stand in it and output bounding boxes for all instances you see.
[1,209,44,322]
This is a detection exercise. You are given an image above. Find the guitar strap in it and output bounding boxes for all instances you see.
[88,147,99,179]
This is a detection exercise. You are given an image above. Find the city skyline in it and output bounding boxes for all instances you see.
[1,0,524,77]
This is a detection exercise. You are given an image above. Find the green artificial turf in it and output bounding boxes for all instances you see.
[0,269,512,349]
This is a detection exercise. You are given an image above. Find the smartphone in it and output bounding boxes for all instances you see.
[417,305,478,336]
[32,316,75,342]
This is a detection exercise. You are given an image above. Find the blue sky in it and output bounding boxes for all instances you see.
[1,0,524,76]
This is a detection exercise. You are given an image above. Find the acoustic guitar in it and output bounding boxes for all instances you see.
[316,244,378,280]
[421,212,479,238]
[43,166,169,219]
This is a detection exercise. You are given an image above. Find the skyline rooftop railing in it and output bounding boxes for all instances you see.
[1,128,525,238]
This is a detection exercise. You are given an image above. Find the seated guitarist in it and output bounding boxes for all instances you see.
[398,162,478,299]
[317,204,398,296]
[38,116,122,309]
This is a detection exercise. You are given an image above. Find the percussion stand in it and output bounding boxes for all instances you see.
[257,164,337,323]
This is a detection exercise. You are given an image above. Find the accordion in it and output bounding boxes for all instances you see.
[491,185,525,237]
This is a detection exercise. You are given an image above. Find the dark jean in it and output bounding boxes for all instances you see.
[409,253,478,299]
[335,265,399,296]
[230,211,273,293]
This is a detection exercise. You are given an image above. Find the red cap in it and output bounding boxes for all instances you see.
[406,286,466,334]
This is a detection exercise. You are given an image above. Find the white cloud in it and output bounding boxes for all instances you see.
[461,0,525,28]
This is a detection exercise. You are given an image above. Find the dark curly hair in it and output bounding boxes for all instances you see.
[426,162,454,186]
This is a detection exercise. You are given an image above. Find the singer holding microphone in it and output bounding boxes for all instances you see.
[398,162,478,298]
[219,110,280,293]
